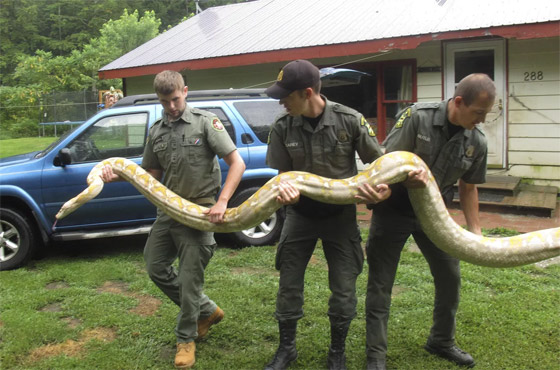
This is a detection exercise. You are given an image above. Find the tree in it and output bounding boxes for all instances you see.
[1,9,161,138]
[79,9,161,91]
[0,0,188,85]
[13,9,161,92]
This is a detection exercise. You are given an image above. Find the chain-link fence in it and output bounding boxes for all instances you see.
[0,89,103,138]
[38,90,101,137]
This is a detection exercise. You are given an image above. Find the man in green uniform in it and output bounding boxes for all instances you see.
[363,73,496,370]
[263,59,391,370]
[101,70,245,369]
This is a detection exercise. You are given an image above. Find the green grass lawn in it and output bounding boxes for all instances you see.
[0,232,558,370]
[0,137,58,158]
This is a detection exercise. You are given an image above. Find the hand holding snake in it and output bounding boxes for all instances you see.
[56,151,560,268]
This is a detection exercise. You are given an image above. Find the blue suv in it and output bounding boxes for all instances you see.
[0,89,285,270]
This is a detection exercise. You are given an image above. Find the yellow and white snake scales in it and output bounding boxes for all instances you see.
[56,151,559,268]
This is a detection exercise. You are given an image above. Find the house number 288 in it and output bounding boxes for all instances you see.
[524,71,543,81]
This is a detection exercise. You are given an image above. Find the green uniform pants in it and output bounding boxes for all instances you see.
[365,208,460,360]
[274,205,363,323]
[144,213,218,343]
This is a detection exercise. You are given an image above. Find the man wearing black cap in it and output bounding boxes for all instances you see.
[263,59,391,370]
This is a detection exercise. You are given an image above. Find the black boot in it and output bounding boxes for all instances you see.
[327,320,350,370]
[264,320,298,370]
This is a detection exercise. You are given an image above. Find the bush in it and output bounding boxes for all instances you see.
[0,85,42,139]
[7,117,38,138]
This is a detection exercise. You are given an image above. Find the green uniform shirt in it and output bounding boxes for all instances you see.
[266,97,383,177]
[381,100,487,211]
[266,96,383,217]
[142,105,236,203]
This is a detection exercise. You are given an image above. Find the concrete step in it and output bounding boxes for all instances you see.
[476,175,521,196]
[452,181,558,218]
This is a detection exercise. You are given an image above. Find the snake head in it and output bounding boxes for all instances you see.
[55,177,105,220]
[55,197,83,220]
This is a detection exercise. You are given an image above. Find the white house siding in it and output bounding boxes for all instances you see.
[124,63,278,95]
[122,38,559,191]
[417,71,442,102]
[125,41,445,96]
[506,37,560,189]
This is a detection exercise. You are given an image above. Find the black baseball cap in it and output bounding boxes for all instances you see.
[265,59,320,99]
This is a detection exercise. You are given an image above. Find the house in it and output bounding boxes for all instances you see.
[99,0,560,190]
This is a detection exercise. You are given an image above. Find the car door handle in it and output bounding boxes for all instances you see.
[241,133,254,144]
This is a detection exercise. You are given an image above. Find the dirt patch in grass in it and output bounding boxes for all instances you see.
[27,327,117,362]
[62,317,82,329]
[97,280,129,294]
[46,281,70,290]
[129,295,161,316]
[391,285,407,298]
[82,327,117,342]
[309,254,321,266]
[97,281,161,317]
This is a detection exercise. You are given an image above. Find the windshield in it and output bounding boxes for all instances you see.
[34,128,77,158]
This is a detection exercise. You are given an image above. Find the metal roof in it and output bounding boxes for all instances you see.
[99,0,560,76]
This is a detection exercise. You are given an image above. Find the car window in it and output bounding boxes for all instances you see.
[232,101,285,143]
[200,107,236,144]
[66,113,149,163]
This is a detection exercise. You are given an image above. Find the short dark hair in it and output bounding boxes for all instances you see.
[454,73,496,106]
[153,70,186,95]
[311,80,322,94]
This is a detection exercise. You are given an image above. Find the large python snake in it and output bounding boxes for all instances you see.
[56,151,560,268]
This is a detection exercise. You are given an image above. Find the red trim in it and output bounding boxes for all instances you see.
[98,22,559,80]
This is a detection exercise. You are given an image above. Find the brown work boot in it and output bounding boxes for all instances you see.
[175,342,195,369]
[197,306,224,340]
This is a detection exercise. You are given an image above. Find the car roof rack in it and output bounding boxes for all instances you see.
[113,88,269,108]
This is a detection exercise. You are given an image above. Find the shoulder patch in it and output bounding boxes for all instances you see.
[360,116,376,137]
[395,107,412,129]
[210,117,225,131]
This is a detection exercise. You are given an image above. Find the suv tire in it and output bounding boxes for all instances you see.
[0,207,37,271]
[226,187,284,247]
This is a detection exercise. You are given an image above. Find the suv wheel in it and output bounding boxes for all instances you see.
[0,208,37,271]
[226,187,284,247]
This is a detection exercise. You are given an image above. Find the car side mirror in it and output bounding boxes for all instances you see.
[54,148,72,167]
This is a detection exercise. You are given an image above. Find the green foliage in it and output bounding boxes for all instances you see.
[0,0,255,138]
[79,9,161,91]
[14,51,88,91]
[13,9,160,93]
[0,0,188,85]
[2,9,161,138]
[0,86,43,138]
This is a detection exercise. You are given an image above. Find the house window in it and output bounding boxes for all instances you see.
[321,59,416,142]
[379,61,416,140]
